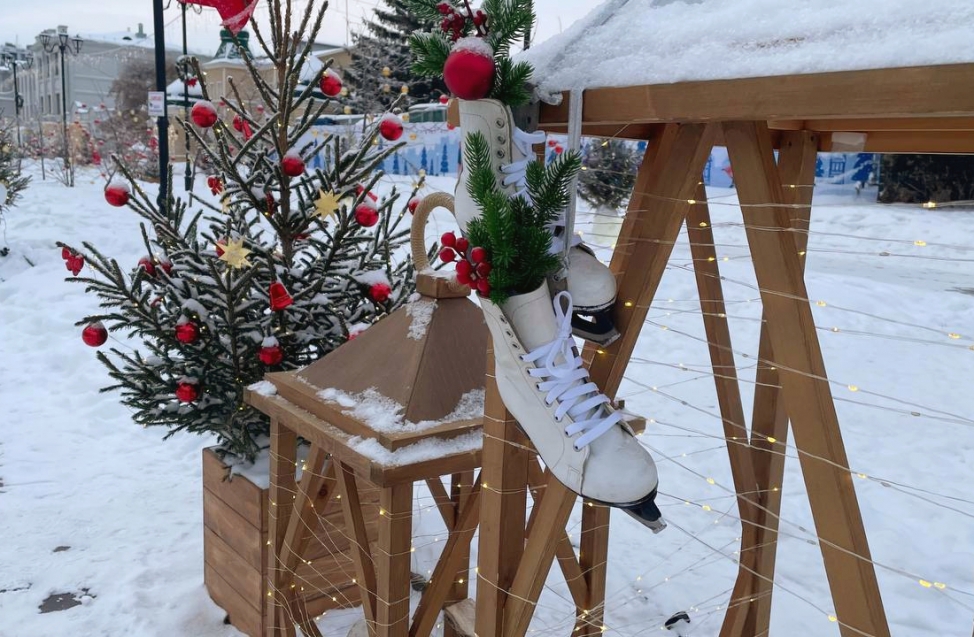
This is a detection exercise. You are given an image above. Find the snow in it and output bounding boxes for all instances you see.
[352,269,389,286]
[317,387,485,434]
[348,431,482,467]
[2,162,974,636]
[519,0,974,91]
[453,36,494,58]
[248,380,278,397]
[405,297,437,340]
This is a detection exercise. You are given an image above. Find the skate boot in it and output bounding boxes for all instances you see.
[454,99,620,346]
[480,282,665,531]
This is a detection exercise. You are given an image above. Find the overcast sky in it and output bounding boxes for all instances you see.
[0,0,592,56]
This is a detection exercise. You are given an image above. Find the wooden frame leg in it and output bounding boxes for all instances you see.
[337,463,379,636]
[375,483,413,637]
[267,418,298,637]
[723,120,890,637]
[740,130,819,637]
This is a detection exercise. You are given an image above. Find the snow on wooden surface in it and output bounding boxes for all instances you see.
[520,0,974,92]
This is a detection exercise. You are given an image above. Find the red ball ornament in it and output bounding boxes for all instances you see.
[369,282,392,303]
[440,231,457,248]
[259,344,283,365]
[407,196,421,213]
[443,39,495,101]
[160,259,173,276]
[105,178,131,207]
[438,95,449,105]
[175,381,199,403]
[439,247,456,263]
[138,256,157,277]
[281,151,305,177]
[319,69,343,97]
[82,321,108,347]
[355,202,379,227]
[175,321,200,344]
[269,282,294,311]
[378,114,404,142]
[191,100,219,128]
[455,237,469,254]
[470,246,487,264]
[232,114,245,132]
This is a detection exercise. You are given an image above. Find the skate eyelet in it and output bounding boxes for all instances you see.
[497,135,506,144]
[496,150,506,159]
[496,118,505,127]
[512,343,519,349]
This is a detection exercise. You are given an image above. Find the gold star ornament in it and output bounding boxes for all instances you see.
[314,190,343,219]
[218,238,252,269]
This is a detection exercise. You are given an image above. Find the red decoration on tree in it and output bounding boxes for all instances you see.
[82,321,108,347]
[355,184,378,201]
[62,248,85,276]
[175,321,200,344]
[105,178,131,207]
[355,202,379,227]
[178,0,257,34]
[160,259,173,276]
[319,69,343,97]
[207,175,223,195]
[407,196,421,213]
[439,247,456,263]
[215,240,226,257]
[268,282,293,311]
[379,114,404,141]
[138,256,157,277]
[191,100,219,128]
[443,40,495,100]
[175,380,200,403]
[281,151,305,177]
[259,344,283,365]
[369,283,392,303]
[439,95,449,105]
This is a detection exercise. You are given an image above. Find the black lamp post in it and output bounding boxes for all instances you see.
[39,28,83,187]
[1,47,33,155]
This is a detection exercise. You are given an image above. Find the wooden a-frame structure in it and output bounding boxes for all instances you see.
[474,62,974,637]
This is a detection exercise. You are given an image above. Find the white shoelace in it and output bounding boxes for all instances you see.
[520,291,622,450]
[499,127,546,200]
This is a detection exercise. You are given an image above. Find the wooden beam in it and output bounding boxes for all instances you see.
[375,483,413,637]
[821,130,974,154]
[475,344,531,637]
[723,120,890,637]
[684,187,761,637]
[444,470,476,637]
[769,116,974,132]
[540,63,974,126]
[267,419,298,637]
[739,129,819,637]
[337,462,378,634]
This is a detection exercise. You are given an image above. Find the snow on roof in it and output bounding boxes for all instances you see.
[77,29,207,56]
[520,0,974,93]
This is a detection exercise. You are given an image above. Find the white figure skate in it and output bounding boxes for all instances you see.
[454,98,621,346]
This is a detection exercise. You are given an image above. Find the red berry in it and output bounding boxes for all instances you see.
[440,232,457,248]
[175,322,199,344]
[441,17,452,31]
[138,257,157,277]
[369,282,392,303]
[175,382,199,403]
[259,345,283,366]
[476,262,492,277]
[473,10,487,26]
[82,321,108,347]
[436,1,452,14]
[455,237,469,254]
[160,259,173,276]
[456,260,472,278]
[456,271,472,286]
[470,246,487,263]
[355,203,379,227]
[439,247,456,263]
[477,278,491,295]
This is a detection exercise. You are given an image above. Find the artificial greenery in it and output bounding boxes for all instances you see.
[463,131,580,304]
[405,0,536,106]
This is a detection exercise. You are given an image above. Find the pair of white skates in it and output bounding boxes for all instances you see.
[453,99,664,531]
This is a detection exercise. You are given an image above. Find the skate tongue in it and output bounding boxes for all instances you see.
[501,283,561,351]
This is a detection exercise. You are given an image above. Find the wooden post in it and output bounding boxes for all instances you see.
[685,186,761,637]
[337,463,379,635]
[267,418,298,637]
[739,129,819,637]
[375,483,413,637]
[475,344,530,637]
[443,471,475,637]
[723,120,890,637]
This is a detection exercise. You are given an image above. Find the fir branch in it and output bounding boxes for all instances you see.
[408,32,452,77]
[483,0,535,57]
[490,58,532,106]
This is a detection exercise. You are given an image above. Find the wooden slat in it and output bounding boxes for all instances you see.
[203,447,264,528]
[738,129,819,637]
[445,470,475,637]
[540,63,974,125]
[475,344,531,637]
[205,527,263,609]
[375,484,413,637]
[204,488,263,568]
[206,562,264,637]
[723,120,890,637]
[338,462,379,632]
[267,418,298,637]
[769,116,974,132]
[279,448,333,578]
[425,477,456,528]
[684,187,761,637]
[821,130,974,154]
[304,582,364,616]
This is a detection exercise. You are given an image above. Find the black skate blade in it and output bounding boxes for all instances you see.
[571,308,621,346]
[619,489,667,534]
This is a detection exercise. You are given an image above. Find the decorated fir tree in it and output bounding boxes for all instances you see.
[59,1,422,462]
[578,138,639,212]
[0,116,30,227]
[345,0,446,113]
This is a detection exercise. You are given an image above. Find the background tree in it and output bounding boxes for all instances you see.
[0,115,31,254]
[878,154,974,204]
[578,138,640,212]
[110,55,178,113]
[345,0,446,113]
[60,6,422,462]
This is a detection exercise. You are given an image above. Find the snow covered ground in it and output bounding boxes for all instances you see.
[1,163,973,636]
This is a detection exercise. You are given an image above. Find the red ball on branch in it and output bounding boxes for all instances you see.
[369,282,392,303]
[407,196,421,213]
[175,381,199,403]
[82,321,108,347]
[104,178,131,207]
[379,114,404,142]
[191,100,219,128]
[355,202,379,227]
[319,69,343,97]
[438,95,449,105]
[443,39,495,101]
[175,321,200,344]
[159,259,173,276]
[138,256,157,277]
[259,344,283,366]
[281,151,305,177]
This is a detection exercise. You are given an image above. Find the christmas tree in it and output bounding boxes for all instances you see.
[344,0,446,113]
[0,116,31,251]
[578,138,640,212]
[59,2,421,462]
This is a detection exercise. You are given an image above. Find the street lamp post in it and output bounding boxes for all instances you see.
[1,47,33,157]
[39,28,83,187]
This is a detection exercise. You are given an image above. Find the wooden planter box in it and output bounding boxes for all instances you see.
[203,447,378,636]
